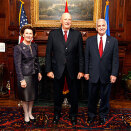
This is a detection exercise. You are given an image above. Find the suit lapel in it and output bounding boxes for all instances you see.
[93,36,100,57]
[58,28,73,48]
[102,36,110,57]
[58,28,66,46]
[66,29,73,47]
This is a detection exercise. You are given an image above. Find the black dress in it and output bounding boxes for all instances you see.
[18,74,38,101]
[14,42,40,101]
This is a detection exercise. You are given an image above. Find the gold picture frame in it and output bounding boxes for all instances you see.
[31,0,102,28]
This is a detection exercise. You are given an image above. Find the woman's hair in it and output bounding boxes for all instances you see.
[20,24,36,36]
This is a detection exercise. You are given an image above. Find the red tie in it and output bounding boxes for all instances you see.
[99,37,103,57]
[63,31,69,94]
[64,31,67,42]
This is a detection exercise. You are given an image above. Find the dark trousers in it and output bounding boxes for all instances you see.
[53,68,78,117]
[88,80,112,119]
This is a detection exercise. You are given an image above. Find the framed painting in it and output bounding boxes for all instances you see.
[31,0,102,28]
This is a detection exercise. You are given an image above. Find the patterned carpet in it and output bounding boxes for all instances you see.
[0,106,130,130]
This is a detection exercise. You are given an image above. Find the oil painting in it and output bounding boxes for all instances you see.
[31,0,102,28]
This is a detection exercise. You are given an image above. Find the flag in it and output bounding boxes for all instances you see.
[63,77,69,94]
[64,0,69,13]
[18,0,28,44]
[104,0,110,36]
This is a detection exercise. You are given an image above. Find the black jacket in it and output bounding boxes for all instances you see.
[85,35,119,83]
[45,28,84,79]
[14,42,40,81]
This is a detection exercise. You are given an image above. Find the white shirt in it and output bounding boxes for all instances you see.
[97,34,107,51]
[62,28,69,38]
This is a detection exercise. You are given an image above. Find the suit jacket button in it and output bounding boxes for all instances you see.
[64,59,66,64]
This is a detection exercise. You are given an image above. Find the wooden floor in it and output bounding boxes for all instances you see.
[0,93,131,109]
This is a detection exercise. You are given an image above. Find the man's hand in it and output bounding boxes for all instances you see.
[84,74,89,80]
[77,72,84,79]
[38,73,42,81]
[47,72,54,79]
[110,75,117,83]
[20,80,27,88]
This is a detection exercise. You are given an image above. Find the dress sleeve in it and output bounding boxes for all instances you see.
[14,45,24,81]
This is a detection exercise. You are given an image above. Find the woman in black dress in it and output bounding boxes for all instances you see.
[14,24,42,123]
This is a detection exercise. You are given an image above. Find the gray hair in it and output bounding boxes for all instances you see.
[96,19,107,28]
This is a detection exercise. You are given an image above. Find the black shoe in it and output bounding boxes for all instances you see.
[87,117,95,124]
[25,121,30,124]
[52,115,60,124]
[30,118,36,122]
[99,118,106,125]
[70,116,77,125]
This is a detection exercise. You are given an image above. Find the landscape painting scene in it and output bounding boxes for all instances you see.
[39,0,94,21]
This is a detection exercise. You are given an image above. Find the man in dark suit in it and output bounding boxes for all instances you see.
[84,19,119,125]
[45,13,84,125]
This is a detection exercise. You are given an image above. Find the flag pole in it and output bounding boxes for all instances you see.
[19,0,24,25]
[104,0,109,17]
[104,0,110,36]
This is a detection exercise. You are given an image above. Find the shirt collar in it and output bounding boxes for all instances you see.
[62,28,69,35]
[97,33,107,39]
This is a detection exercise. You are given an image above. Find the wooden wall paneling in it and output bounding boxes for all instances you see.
[35,29,50,41]
[0,52,7,89]
[38,44,47,57]
[118,43,127,77]
[9,0,16,26]
[126,21,131,41]
[4,0,9,39]
[6,44,15,92]
[0,0,8,39]
[122,43,131,74]
[108,0,117,29]
[121,0,131,74]
[8,0,18,40]
[0,18,6,38]
[125,0,131,41]
[80,30,97,41]
[0,0,9,89]
[110,42,128,99]
[116,0,125,29]
[8,26,19,40]
[0,0,8,90]
[0,0,6,14]
[115,0,125,41]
